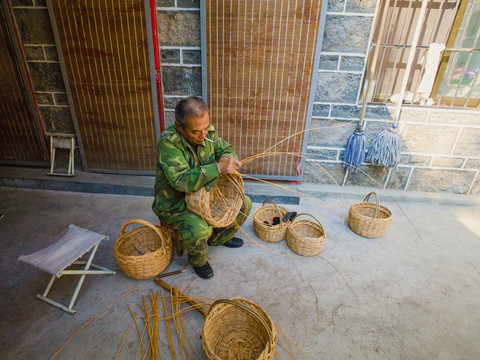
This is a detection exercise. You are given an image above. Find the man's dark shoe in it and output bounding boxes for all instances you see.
[222,237,243,248]
[193,262,214,279]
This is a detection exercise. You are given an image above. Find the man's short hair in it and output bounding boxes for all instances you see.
[175,97,208,127]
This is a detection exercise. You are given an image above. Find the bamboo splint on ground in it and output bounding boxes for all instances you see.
[154,278,208,317]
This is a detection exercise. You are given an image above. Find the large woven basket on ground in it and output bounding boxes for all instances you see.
[113,219,172,279]
[286,213,326,256]
[202,298,277,360]
[348,192,392,238]
[186,172,245,228]
[253,199,288,243]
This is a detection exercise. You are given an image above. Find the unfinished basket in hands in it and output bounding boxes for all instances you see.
[286,213,326,256]
[186,172,245,228]
[253,199,288,243]
[113,219,172,279]
[202,298,277,360]
[348,192,392,238]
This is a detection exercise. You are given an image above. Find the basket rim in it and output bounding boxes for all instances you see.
[113,224,171,260]
[202,297,276,359]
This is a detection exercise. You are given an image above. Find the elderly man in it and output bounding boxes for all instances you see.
[152,96,252,279]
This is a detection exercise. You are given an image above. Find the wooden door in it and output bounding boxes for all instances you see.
[204,0,325,179]
[49,0,159,173]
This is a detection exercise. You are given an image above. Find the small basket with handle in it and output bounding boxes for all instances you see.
[286,213,326,256]
[113,219,172,279]
[253,199,288,243]
[348,192,393,238]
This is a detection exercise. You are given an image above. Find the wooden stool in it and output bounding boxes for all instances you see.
[161,224,184,257]
[46,132,75,177]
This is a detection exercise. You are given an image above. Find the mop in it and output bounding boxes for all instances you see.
[343,1,389,172]
[366,0,429,168]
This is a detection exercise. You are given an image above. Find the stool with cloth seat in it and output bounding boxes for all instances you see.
[18,225,116,315]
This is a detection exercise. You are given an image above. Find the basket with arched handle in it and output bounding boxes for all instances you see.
[348,192,392,238]
[286,213,326,256]
[253,199,288,243]
[113,219,172,279]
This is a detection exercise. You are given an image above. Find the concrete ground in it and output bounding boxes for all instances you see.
[1,173,480,359]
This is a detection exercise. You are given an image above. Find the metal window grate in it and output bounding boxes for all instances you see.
[365,0,480,109]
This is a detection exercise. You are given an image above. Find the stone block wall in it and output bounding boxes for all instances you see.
[5,0,479,195]
[11,0,73,134]
[156,0,202,128]
[10,0,78,168]
[304,0,480,195]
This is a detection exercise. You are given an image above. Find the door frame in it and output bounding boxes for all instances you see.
[0,0,49,166]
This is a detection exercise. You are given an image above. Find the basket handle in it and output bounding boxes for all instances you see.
[208,299,275,344]
[119,219,166,252]
[262,199,284,221]
[225,172,247,214]
[363,192,380,219]
[290,213,323,228]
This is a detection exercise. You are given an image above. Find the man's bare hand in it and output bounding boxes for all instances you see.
[217,157,242,174]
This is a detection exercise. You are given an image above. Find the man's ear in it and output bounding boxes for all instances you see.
[175,121,182,132]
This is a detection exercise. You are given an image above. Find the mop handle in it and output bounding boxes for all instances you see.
[359,0,390,129]
[394,0,429,127]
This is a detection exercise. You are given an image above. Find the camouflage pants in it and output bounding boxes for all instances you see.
[161,196,252,267]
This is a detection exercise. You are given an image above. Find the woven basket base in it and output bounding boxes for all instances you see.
[202,298,276,360]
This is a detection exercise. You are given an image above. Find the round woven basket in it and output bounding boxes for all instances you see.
[286,213,326,256]
[253,199,288,243]
[113,219,172,279]
[186,172,245,228]
[348,192,392,238]
[202,298,277,360]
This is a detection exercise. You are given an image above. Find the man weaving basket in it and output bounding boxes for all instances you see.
[152,97,252,279]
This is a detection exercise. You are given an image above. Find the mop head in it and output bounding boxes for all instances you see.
[365,127,402,167]
[343,129,366,172]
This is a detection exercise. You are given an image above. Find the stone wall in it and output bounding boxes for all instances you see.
[10,0,77,168]
[11,0,73,134]
[157,0,202,128]
[303,0,480,195]
[6,0,479,195]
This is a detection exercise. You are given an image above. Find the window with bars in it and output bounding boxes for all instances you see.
[364,0,480,109]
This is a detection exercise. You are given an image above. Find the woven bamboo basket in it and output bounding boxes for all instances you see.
[253,199,288,243]
[286,213,326,256]
[186,172,245,228]
[113,219,172,279]
[202,298,277,360]
[348,192,392,238]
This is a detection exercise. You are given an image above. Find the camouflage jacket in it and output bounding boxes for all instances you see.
[152,124,237,219]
